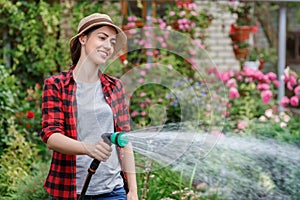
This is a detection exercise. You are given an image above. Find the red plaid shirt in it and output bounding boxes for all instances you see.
[40,65,130,199]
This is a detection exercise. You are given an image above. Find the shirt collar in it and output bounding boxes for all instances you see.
[100,71,117,88]
[65,65,117,87]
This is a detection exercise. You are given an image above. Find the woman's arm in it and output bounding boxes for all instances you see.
[120,145,138,200]
[41,77,112,161]
[47,133,112,161]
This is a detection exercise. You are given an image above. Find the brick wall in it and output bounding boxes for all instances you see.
[196,1,241,72]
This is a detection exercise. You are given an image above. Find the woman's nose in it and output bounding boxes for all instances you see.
[103,39,112,50]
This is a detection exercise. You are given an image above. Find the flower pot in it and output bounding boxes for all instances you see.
[230,25,252,42]
[233,48,249,60]
[172,21,179,30]
[244,60,260,70]
[259,58,264,70]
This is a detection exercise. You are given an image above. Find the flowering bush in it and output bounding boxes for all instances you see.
[279,67,300,110]
[228,1,256,26]
[164,0,213,40]
[116,1,214,128]
[211,67,280,131]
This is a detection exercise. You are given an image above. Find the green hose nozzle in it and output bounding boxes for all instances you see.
[110,132,128,147]
[80,132,129,199]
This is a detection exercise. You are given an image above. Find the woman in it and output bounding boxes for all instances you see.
[40,13,138,200]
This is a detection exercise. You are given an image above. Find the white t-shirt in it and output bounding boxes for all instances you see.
[75,80,123,195]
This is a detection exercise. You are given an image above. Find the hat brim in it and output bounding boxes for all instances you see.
[69,21,127,57]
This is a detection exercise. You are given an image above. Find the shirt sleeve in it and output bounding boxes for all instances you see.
[116,79,131,132]
[40,77,65,143]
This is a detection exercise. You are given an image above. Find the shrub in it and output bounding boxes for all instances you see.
[211,67,279,131]
[0,65,20,153]
[10,162,49,200]
[0,117,40,197]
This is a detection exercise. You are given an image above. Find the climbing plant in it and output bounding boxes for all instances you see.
[0,0,122,87]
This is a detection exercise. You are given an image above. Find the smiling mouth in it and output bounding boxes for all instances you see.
[98,50,108,57]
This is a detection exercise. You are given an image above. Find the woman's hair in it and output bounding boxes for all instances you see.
[70,25,118,65]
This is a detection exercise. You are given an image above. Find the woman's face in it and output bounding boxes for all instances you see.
[80,26,117,65]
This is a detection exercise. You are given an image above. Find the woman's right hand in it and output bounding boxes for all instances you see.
[82,141,112,161]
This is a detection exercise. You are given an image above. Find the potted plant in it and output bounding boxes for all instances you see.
[232,41,250,60]
[228,2,256,42]
[229,2,253,26]
[244,48,264,70]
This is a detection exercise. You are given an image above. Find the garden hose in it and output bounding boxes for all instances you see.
[78,132,128,200]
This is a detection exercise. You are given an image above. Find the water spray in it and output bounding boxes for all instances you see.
[78,132,128,199]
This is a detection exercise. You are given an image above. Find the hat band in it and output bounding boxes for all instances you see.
[78,18,114,33]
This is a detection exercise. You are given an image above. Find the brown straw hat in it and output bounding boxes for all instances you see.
[69,13,127,55]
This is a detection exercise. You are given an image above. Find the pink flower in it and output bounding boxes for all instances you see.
[193,39,205,49]
[229,87,240,99]
[230,0,237,7]
[279,96,290,107]
[140,92,146,97]
[259,115,267,122]
[189,49,197,56]
[220,71,234,82]
[273,80,280,88]
[226,78,237,88]
[243,67,256,77]
[290,75,297,85]
[139,103,146,108]
[169,11,175,16]
[264,109,273,118]
[145,98,151,104]
[145,63,152,69]
[261,90,273,104]
[257,83,270,90]
[141,111,146,116]
[294,85,300,96]
[286,75,297,90]
[290,96,299,107]
[266,72,277,80]
[262,75,271,84]
[140,70,147,76]
[207,67,217,75]
[146,51,153,56]
[35,83,42,89]
[159,22,166,29]
[236,74,243,81]
[138,78,144,84]
[237,120,248,129]
[222,111,230,117]
[252,25,258,34]
[245,77,253,83]
[287,81,294,91]
[131,111,139,117]
[254,71,264,81]
[187,3,197,10]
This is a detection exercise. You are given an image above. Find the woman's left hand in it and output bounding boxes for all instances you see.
[126,191,138,200]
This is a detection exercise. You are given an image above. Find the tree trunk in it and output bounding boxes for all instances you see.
[254,2,278,51]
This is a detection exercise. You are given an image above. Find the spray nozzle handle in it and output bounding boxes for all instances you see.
[110,132,128,147]
[89,132,128,172]
[101,132,128,147]
[101,133,113,145]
